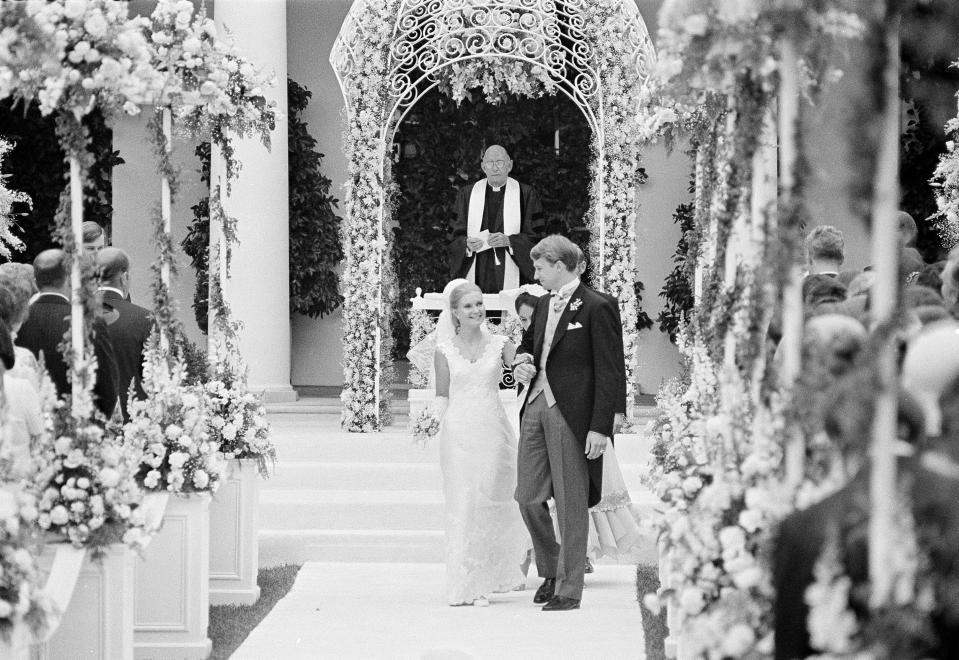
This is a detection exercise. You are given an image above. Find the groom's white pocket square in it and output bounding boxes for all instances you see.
[567,322,583,330]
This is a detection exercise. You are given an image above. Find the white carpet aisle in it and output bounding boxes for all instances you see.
[232,562,645,659]
[235,400,658,658]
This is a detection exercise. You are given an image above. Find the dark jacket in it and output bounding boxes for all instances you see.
[518,283,626,507]
[16,292,120,418]
[100,288,153,421]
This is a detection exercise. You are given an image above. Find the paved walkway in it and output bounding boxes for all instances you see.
[232,562,645,659]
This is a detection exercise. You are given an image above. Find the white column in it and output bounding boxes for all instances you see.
[214,0,295,402]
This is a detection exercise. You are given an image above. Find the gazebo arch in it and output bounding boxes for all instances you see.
[331,0,655,431]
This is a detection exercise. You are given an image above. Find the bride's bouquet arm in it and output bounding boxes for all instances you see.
[434,348,450,420]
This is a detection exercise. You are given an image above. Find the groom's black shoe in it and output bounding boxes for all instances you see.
[532,578,555,604]
[542,596,580,611]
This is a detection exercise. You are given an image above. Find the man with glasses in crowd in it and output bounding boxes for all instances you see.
[448,145,545,293]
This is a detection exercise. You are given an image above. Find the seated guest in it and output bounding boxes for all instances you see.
[0,273,41,390]
[904,285,945,310]
[802,273,847,310]
[901,246,925,283]
[773,380,925,660]
[96,248,153,421]
[15,249,119,418]
[915,261,945,293]
[898,210,918,247]
[804,225,847,277]
[83,221,106,255]
[940,258,959,319]
[0,316,42,477]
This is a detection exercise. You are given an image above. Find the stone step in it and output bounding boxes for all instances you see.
[260,489,447,531]
[258,529,446,565]
[264,460,651,493]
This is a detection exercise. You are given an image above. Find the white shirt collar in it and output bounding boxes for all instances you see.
[555,278,580,298]
[31,291,69,304]
[98,286,125,297]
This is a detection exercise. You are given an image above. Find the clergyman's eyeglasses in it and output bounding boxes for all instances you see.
[483,159,508,167]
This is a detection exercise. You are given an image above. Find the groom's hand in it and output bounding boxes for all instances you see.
[585,431,608,460]
[513,362,536,384]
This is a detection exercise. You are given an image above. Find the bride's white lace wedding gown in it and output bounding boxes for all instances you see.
[437,333,530,605]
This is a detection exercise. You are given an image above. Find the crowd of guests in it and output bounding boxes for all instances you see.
[0,221,152,475]
[771,213,959,658]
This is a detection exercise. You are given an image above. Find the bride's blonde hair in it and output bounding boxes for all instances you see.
[449,282,483,330]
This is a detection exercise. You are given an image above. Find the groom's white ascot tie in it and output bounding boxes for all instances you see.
[529,278,580,408]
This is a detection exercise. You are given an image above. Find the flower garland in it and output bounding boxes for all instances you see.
[645,359,792,656]
[931,70,959,250]
[338,0,399,432]
[202,376,275,479]
[0,482,52,646]
[0,139,29,259]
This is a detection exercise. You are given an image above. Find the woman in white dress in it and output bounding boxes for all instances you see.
[432,281,529,606]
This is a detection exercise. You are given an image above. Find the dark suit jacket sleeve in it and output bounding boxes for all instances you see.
[448,186,472,279]
[92,320,120,418]
[508,184,545,282]
[588,297,624,437]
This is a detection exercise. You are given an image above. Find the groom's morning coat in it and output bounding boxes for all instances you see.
[518,283,627,507]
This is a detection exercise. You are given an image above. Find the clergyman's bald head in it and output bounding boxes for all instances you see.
[484,144,510,161]
[96,247,130,285]
[33,249,68,291]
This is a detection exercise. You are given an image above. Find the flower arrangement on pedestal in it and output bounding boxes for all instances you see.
[32,379,149,551]
[0,483,51,646]
[124,346,220,495]
[202,371,275,479]
[646,358,792,657]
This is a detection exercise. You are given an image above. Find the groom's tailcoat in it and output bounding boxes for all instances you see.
[518,283,626,507]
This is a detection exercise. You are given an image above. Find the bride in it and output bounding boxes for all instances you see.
[428,280,530,606]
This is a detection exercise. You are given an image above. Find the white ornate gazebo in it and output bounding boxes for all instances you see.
[330,0,655,431]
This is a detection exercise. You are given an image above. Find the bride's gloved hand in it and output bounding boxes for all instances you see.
[434,396,449,422]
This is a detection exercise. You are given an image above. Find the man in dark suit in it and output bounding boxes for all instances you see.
[96,248,153,421]
[16,249,119,418]
[512,234,627,611]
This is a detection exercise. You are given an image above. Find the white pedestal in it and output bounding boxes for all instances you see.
[134,493,212,660]
[32,543,134,660]
[209,459,261,606]
[659,541,680,659]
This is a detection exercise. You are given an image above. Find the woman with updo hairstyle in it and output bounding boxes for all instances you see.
[433,280,531,606]
[0,278,40,390]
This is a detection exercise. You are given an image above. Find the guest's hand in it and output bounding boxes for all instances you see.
[585,431,608,460]
[487,232,511,249]
[466,237,485,252]
[514,362,536,384]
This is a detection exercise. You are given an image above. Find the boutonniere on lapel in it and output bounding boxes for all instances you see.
[569,298,583,312]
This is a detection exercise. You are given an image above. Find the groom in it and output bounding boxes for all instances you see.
[512,234,626,611]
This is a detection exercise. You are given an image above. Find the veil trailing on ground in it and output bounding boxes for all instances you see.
[407,278,487,387]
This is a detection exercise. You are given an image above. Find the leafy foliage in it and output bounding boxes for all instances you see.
[288,78,343,318]
[0,100,120,262]
[181,142,211,333]
[182,79,344,331]
[658,200,696,342]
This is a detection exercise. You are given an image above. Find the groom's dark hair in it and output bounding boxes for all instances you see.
[531,235,579,271]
